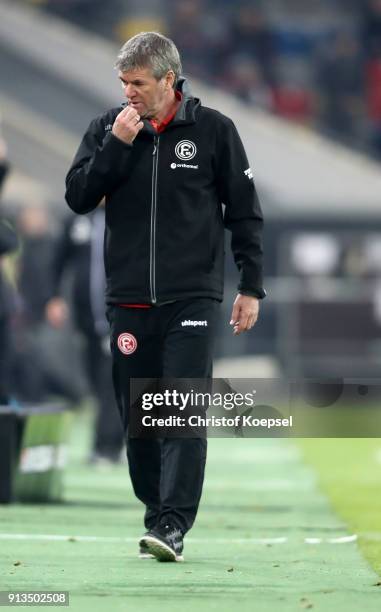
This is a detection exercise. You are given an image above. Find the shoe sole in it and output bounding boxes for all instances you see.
[139,551,155,559]
[139,541,154,559]
[139,535,184,562]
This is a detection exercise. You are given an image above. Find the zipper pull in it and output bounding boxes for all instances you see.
[152,135,158,156]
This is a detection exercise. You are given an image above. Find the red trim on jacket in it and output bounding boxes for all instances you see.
[149,91,182,133]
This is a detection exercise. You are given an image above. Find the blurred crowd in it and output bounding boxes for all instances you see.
[17,0,381,158]
[0,133,124,465]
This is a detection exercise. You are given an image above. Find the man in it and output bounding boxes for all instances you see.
[65,32,265,562]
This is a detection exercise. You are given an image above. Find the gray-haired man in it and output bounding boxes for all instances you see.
[66,32,265,562]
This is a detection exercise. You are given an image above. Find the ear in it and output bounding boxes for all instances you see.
[165,70,175,90]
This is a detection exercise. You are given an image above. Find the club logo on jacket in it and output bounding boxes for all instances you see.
[118,332,137,355]
[175,140,197,161]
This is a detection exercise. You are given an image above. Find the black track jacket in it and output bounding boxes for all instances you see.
[65,79,265,305]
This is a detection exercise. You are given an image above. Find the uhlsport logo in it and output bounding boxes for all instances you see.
[118,332,137,355]
[181,320,208,327]
[175,140,197,161]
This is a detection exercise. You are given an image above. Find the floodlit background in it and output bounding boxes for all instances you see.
[1,0,381,392]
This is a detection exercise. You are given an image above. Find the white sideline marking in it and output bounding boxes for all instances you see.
[0,533,358,545]
[328,534,358,544]
[305,535,358,544]
[305,537,322,544]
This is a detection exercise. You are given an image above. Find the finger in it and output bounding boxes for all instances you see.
[239,310,251,330]
[122,104,137,116]
[230,303,240,326]
[127,106,139,119]
[117,106,138,122]
[124,112,140,126]
[115,112,140,135]
[129,115,142,130]
[246,315,254,330]
[247,306,260,330]
[234,309,255,334]
[115,107,131,120]
[251,313,258,327]
[233,318,245,335]
[233,321,243,335]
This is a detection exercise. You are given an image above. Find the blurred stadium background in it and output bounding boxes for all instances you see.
[1,0,381,381]
[1,1,381,609]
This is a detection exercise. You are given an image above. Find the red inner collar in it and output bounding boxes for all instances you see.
[149,91,182,133]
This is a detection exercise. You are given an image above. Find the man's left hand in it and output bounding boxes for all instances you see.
[230,294,259,335]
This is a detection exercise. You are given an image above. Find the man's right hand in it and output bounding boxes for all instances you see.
[112,107,144,145]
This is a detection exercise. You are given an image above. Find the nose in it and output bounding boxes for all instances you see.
[123,82,136,99]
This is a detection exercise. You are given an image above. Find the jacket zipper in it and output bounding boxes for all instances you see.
[150,135,160,304]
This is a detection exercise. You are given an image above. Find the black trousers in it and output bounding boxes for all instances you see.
[107,298,220,534]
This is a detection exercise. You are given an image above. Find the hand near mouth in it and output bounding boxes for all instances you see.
[112,106,144,144]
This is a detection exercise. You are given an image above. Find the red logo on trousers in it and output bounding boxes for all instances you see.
[117,332,137,355]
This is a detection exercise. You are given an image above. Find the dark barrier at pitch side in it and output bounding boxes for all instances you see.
[0,404,73,504]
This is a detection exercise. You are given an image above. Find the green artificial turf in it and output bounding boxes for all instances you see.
[299,438,381,576]
[0,410,380,611]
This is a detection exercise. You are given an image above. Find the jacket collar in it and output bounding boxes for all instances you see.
[121,77,200,135]
[171,77,200,125]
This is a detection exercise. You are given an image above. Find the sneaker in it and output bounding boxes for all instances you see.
[139,522,184,562]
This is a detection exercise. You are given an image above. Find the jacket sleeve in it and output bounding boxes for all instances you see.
[215,117,266,299]
[65,116,133,215]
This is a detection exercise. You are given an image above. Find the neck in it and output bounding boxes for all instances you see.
[152,90,178,123]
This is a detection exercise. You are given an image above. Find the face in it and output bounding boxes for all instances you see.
[118,66,175,119]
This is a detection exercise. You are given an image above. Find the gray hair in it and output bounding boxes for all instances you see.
[115,32,182,88]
